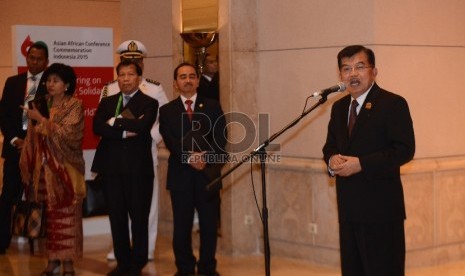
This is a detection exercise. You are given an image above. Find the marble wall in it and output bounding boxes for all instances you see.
[403,157,465,267]
[158,151,465,268]
[266,156,465,268]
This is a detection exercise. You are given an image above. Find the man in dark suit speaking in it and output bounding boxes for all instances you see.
[160,63,227,276]
[92,60,158,276]
[0,41,48,254]
[323,45,415,276]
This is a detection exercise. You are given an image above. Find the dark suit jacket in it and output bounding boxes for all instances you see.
[159,95,227,191]
[0,72,47,159]
[197,73,220,102]
[91,90,158,176]
[322,83,415,223]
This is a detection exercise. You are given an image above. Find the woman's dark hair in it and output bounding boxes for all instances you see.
[43,63,77,96]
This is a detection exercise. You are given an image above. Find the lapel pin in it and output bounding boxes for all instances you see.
[365,102,372,110]
[199,103,204,108]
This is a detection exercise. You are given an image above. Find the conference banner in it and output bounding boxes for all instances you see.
[13,25,114,179]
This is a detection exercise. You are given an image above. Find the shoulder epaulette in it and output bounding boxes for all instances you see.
[102,80,117,98]
[146,78,160,86]
[102,86,109,98]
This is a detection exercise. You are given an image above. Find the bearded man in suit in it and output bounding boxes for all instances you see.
[159,63,227,276]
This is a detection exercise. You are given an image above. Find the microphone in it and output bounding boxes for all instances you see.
[311,82,346,97]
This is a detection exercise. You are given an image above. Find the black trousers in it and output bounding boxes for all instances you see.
[170,179,220,275]
[103,173,153,271]
[339,220,405,276]
[0,154,23,251]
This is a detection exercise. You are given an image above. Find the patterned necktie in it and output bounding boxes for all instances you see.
[22,76,37,130]
[348,99,359,137]
[185,100,193,121]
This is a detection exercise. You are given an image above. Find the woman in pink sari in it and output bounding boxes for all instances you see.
[20,63,85,276]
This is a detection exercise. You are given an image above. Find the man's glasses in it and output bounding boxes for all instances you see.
[340,64,372,75]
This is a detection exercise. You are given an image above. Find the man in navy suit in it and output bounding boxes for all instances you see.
[323,45,415,276]
[160,63,227,276]
[0,41,49,254]
[92,60,158,276]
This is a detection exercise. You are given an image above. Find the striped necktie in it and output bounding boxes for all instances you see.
[22,76,37,130]
[123,95,131,107]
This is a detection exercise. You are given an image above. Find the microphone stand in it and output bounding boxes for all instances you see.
[207,95,331,276]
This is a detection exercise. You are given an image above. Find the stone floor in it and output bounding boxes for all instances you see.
[2,234,465,275]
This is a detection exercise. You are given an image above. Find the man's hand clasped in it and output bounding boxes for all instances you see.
[330,154,362,177]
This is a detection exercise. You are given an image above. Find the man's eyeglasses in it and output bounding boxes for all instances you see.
[340,64,372,75]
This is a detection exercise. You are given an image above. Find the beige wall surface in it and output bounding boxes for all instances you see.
[256,0,465,159]
[0,0,121,99]
[4,0,463,164]
[120,0,175,100]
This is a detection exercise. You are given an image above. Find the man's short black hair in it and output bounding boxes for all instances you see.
[173,62,199,80]
[28,41,49,59]
[337,45,375,69]
[116,59,143,76]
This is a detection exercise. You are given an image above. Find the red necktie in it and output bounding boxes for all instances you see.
[348,99,359,136]
[185,100,193,121]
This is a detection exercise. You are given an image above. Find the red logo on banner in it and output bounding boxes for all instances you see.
[21,35,34,57]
